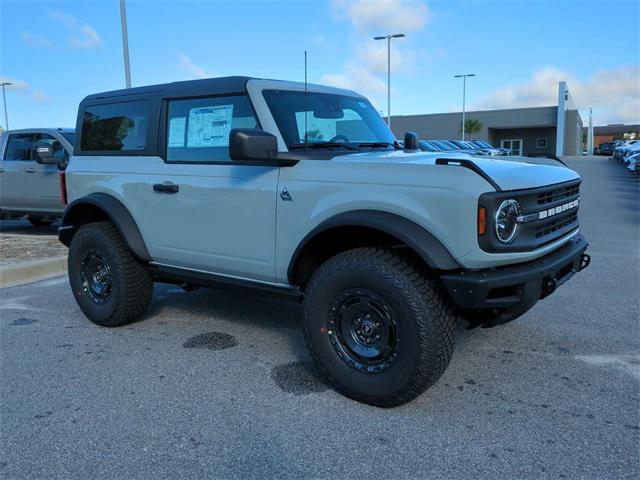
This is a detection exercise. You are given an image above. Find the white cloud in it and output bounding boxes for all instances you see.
[322,66,388,95]
[30,90,52,103]
[22,32,53,48]
[178,54,214,79]
[321,0,430,111]
[48,9,102,49]
[0,76,51,104]
[0,76,29,91]
[472,65,640,124]
[70,25,102,49]
[48,9,78,29]
[356,41,414,74]
[332,0,431,33]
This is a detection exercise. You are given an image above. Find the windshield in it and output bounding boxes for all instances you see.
[262,90,396,149]
[62,132,75,147]
[418,140,439,152]
[439,140,461,150]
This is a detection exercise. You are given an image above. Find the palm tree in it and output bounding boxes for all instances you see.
[460,119,482,137]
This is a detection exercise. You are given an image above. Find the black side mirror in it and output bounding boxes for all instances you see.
[229,129,278,163]
[34,142,59,164]
[404,131,419,151]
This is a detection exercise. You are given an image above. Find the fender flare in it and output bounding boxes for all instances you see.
[59,193,151,261]
[287,210,461,282]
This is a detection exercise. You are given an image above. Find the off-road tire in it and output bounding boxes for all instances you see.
[304,247,457,407]
[28,216,53,227]
[68,221,153,327]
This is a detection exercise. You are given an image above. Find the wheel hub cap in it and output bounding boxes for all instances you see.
[328,289,400,373]
[80,249,112,305]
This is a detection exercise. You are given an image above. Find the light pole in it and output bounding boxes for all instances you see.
[119,0,132,88]
[454,73,475,141]
[1,82,11,130]
[374,33,405,128]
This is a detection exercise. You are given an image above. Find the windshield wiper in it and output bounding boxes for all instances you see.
[290,142,358,150]
[357,141,401,150]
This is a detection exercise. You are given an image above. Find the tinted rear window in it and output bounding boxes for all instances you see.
[81,101,148,152]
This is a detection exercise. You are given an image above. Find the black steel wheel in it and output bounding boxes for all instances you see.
[79,249,113,305]
[328,288,400,373]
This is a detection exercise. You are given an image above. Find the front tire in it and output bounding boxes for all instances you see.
[68,221,153,327]
[304,247,457,407]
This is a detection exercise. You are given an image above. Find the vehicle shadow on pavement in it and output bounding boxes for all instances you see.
[146,282,490,363]
[146,283,306,352]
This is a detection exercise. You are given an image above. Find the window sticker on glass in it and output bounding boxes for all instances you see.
[187,105,234,148]
[168,117,186,147]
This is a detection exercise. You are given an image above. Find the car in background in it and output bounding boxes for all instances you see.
[625,151,640,173]
[0,128,73,226]
[451,140,504,156]
[595,141,616,156]
[470,140,511,156]
[613,140,639,161]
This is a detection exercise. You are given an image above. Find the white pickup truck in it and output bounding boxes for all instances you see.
[0,128,74,225]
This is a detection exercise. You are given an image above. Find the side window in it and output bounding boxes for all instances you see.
[5,133,35,161]
[166,95,258,163]
[81,101,148,152]
[35,134,67,160]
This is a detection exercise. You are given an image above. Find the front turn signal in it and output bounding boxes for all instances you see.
[477,207,487,235]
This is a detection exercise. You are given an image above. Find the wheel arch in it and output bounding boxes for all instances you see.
[287,210,460,288]
[59,193,151,261]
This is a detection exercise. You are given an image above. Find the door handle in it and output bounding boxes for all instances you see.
[25,167,36,173]
[153,182,179,194]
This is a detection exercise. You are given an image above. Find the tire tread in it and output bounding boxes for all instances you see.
[304,246,457,407]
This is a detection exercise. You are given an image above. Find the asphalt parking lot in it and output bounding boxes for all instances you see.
[1,156,638,479]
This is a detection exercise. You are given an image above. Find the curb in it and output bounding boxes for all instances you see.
[0,255,67,288]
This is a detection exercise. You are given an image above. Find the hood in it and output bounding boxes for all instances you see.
[333,150,580,191]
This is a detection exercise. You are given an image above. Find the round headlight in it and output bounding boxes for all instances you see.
[495,199,521,243]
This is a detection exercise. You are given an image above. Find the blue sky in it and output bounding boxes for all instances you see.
[1,0,639,130]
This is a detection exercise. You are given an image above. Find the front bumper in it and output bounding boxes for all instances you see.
[441,233,589,310]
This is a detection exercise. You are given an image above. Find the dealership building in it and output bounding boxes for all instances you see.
[389,82,583,157]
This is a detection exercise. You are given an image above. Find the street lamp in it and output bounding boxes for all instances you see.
[1,82,11,130]
[373,33,405,128]
[454,73,476,141]
[119,0,132,88]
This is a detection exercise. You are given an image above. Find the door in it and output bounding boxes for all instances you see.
[29,133,67,212]
[1,133,38,212]
[146,94,279,283]
[501,139,523,156]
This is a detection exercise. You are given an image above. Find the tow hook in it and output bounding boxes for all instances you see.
[579,253,591,271]
[542,277,557,298]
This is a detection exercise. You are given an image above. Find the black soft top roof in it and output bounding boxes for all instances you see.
[81,76,255,102]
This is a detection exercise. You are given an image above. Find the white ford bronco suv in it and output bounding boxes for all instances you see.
[60,77,590,407]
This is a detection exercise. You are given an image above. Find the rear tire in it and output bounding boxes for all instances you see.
[304,247,457,407]
[68,221,153,327]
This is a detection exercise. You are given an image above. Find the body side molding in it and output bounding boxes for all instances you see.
[59,193,151,261]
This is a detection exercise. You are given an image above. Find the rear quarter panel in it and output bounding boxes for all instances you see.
[65,155,153,241]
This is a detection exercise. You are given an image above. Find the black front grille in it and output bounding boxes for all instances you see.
[537,184,580,206]
[478,179,582,253]
[536,212,578,238]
